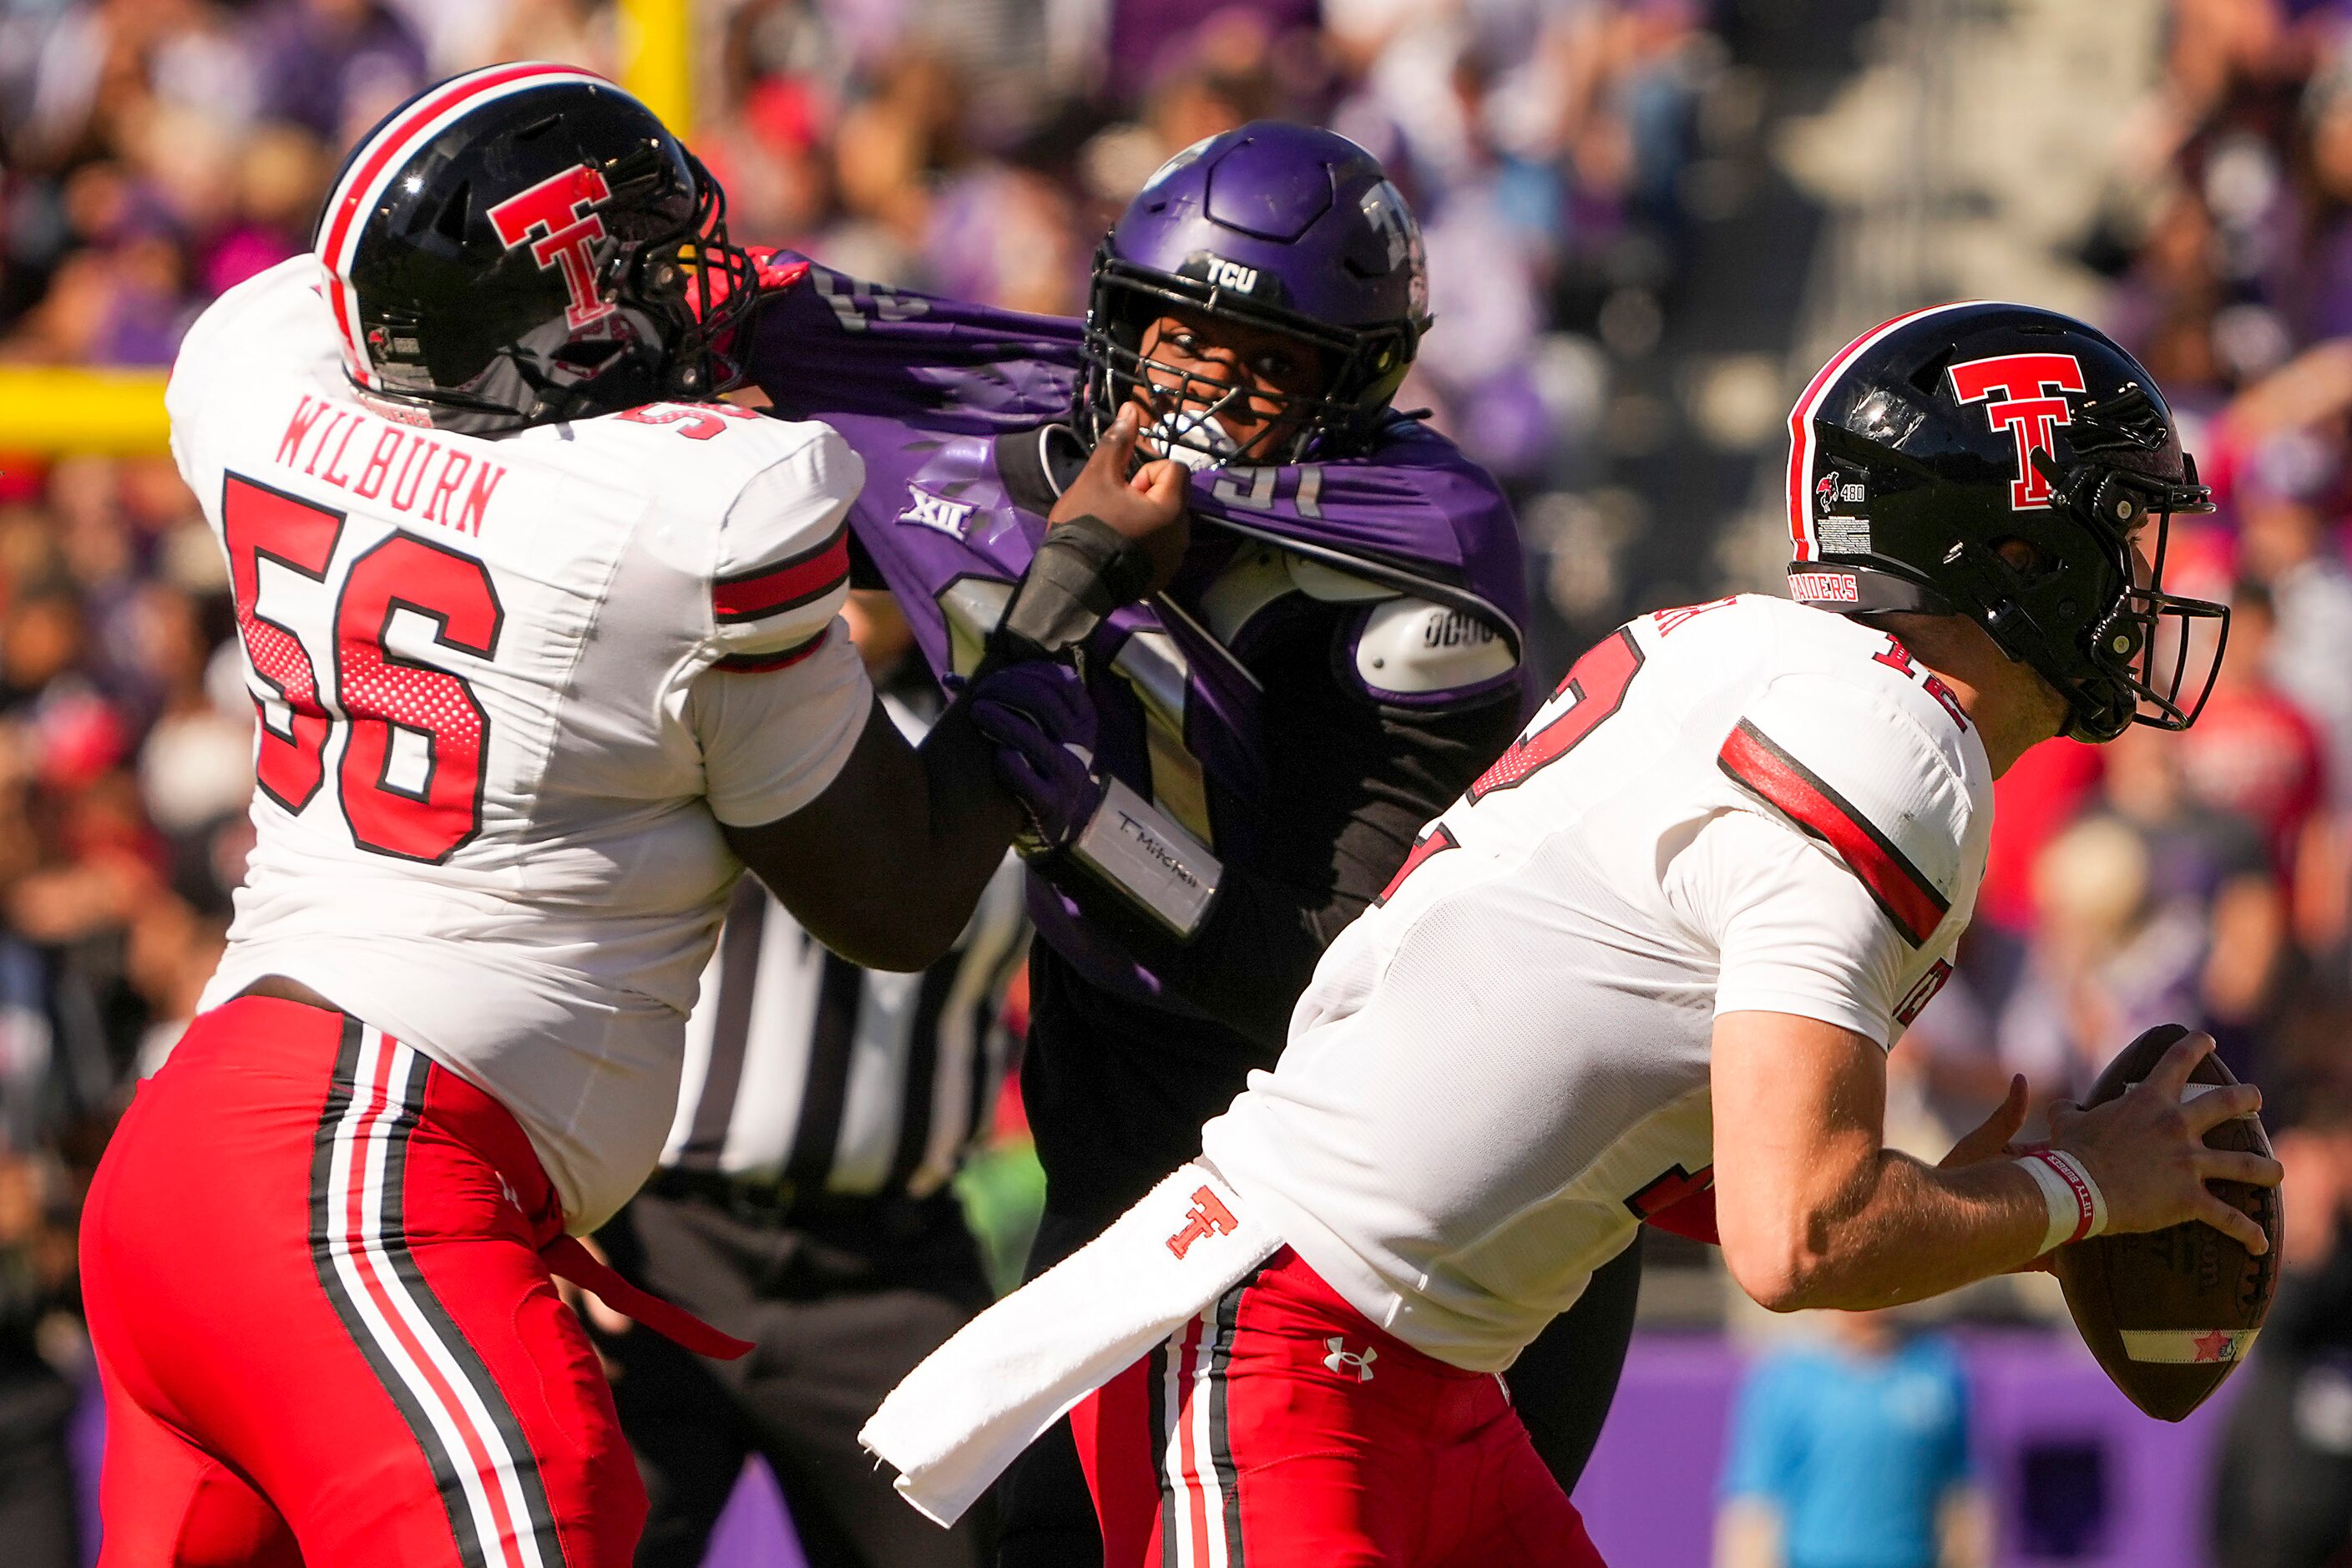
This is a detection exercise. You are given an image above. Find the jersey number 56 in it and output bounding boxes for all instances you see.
[223,473,503,863]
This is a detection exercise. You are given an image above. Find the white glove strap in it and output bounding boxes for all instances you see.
[2020,1149,2107,1253]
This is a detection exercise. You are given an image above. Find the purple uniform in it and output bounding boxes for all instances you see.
[745,256,1530,1234]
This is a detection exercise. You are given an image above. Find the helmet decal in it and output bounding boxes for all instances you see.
[1784,301,1983,563]
[1946,352,2086,509]
[1358,180,1413,271]
[487,164,618,330]
[316,61,609,387]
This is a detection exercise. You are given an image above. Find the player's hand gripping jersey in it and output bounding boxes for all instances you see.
[1201,593,1995,1370]
[172,258,873,1229]
[742,253,1530,1209]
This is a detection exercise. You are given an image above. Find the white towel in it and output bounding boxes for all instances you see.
[859,1161,1281,1525]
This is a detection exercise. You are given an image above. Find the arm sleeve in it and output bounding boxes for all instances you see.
[1046,605,1525,1049]
[1667,807,1915,1050]
[1712,671,1978,950]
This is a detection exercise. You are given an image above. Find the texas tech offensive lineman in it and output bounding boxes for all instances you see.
[77,66,1183,1568]
[863,303,2286,1565]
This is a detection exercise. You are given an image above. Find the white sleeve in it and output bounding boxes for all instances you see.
[706,425,862,670]
[1666,807,1914,1050]
[1712,670,1976,951]
[687,623,873,827]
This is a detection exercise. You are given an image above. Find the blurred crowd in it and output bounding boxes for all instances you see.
[1900,0,2352,1181]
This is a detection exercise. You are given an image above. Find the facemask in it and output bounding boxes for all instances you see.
[1144,395,1242,472]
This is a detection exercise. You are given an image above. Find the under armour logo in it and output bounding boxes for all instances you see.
[1323,1338,1377,1382]
[495,1174,524,1214]
[898,486,977,539]
[1164,1186,1237,1260]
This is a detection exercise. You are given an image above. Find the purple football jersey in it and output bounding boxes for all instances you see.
[743,255,1530,994]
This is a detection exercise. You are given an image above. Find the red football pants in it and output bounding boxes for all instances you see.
[80,995,647,1567]
[1073,1247,1606,1568]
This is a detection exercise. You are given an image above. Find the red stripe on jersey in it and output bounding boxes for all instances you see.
[1375,822,1458,906]
[711,524,850,622]
[712,628,831,673]
[1716,719,1949,946]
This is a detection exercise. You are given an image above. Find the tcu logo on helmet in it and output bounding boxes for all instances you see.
[1204,256,1260,294]
[1947,353,2086,510]
[488,164,617,329]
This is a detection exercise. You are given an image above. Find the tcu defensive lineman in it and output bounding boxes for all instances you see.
[77,66,1184,1568]
[736,126,1653,1554]
[864,304,2287,1565]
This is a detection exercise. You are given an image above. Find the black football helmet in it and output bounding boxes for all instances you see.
[315,63,759,434]
[1784,301,2228,743]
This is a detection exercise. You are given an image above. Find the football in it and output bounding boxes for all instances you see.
[2051,1024,2284,1422]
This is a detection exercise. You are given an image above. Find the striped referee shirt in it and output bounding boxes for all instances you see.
[659,847,1030,1201]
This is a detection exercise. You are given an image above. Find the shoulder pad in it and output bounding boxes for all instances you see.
[168,257,341,437]
[1197,546,1395,645]
[1288,555,1394,603]
[1716,672,1987,948]
[1348,596,1520,704]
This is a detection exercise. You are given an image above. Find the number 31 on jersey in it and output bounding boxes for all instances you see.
[224,473,504,863]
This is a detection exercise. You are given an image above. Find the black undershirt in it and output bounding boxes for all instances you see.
[1019,592,1524,1232]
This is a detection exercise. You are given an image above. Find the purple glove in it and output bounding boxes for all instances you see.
[966,660,1105,854]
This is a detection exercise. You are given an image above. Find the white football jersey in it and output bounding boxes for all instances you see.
[1201,594,1995,1370]
[176,258,875,1229]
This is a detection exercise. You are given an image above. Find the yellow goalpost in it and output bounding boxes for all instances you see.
[0,0,694,459]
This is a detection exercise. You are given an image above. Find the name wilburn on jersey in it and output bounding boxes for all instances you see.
[275,392,507,536]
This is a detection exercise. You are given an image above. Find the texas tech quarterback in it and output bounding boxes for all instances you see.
[860,303,2284,1566]
[77,64,1182,1568]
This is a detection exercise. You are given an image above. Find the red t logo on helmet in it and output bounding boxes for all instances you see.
[1947,353,2086,509]
[488,165,616,329]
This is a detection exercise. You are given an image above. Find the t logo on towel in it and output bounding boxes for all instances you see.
[1165,1186,1238,1259]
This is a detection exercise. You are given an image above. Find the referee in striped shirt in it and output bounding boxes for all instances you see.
[591,594,1029,1568]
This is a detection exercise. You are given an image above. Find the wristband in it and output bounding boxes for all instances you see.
[2019,1149,2107,1253]
[979,515,1156,675]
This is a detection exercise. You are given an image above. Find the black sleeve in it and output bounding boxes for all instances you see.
[1040,604,1524,1049]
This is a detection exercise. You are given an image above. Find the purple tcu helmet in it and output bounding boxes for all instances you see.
[1075,122,1431,465]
